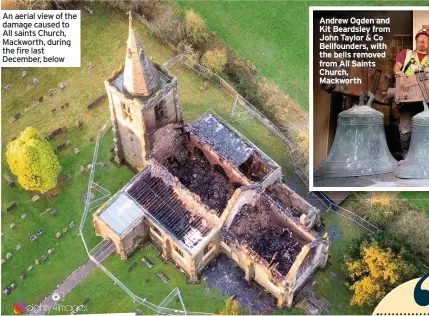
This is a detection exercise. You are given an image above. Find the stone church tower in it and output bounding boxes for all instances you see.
[104,13,182,171]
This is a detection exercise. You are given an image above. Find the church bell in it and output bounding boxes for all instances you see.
[395,103,429,179]
[314,92,398,178]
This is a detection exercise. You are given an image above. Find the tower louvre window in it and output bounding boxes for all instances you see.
[154,102,166,123]
[121,103,133,122]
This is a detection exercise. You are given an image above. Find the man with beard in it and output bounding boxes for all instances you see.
[393,29,429,157]
[394,29,429,76]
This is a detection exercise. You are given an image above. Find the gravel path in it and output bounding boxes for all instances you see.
[29,241,115,315]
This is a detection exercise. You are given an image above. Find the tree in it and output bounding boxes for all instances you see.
[201,49,228,74]
[345,242,417,307]
[185,10,211,46]
[6,127,62,192]
[219,298,240,315]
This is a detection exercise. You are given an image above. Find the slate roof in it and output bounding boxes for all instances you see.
[191,114,254,166]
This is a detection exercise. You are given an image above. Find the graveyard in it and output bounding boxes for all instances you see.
[0,4,376,315]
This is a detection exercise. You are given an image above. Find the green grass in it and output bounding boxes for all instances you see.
[48,243,227,315]
[313,210,371,315]
[400,192,429,218]
[1,2,381,315]
[178,0,429,110]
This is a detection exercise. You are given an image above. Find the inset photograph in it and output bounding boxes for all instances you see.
[311,8,429,190]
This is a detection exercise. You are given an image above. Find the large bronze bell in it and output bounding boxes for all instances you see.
[314,92,398,177]
[395,103,429,179]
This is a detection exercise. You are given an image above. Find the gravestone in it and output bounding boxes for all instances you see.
[35,259,40,265]
[21,71,27,78]
[10,283,16,290]
[50,210,57,217]
[90,136,95,142]
[6,202,17,212]
[30,235,37,242]
[2,83,12,91]
[59,82,67,89]
[69,221,75,228]
[80,166,85,173]
[88,62,95,69]
[39,96,44,102]
[51,108,56,114]
[3,289,10,296]
[127,261,137,272]
[41,254,47,261]
[6,253,12,259]
[157,273,170,283]
[10,113,22,123]
[56,232,61,238]
[37,229,43,235]
[200,81,209,91]
[48,248,55,255]
[64,103,69,108]
[46,134,54,141]
[33,78,40,85]
[31,102,37,108]
[65,140,71,146]
[1,259,5,264]
[75,120,83,128]
[60,105,64,110]
[3,174,15,187]
[21,213,27,219]
[32,195,40,202]
[141,257,153,268]
[63,227,68,233]
[28,265,33,271]
[10,223,15,229]
[10,136,17,141]
[74,148,80,154]
[87,164,92,170]
[48,89,54,96]
[16,245,21,251]
[20,274,26,280]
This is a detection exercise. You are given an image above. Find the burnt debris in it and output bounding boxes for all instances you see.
[164,148,235,215]
[225,202,302,276]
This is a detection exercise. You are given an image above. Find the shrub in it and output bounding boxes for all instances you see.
[6,127,62,192]
[201,49,228,73]
[345,241,418,307]
[349,192,409,228]
[219,298,240,315]
[185,10,211,46]
[177,41,200,66]
[149,5,185,45]
[390,210,429,262]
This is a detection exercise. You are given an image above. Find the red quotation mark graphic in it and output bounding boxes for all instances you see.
[414,273,429,306]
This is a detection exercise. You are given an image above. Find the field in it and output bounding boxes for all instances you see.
[1,3,373,315]
[178,0,429,110]
[399,192,429,218]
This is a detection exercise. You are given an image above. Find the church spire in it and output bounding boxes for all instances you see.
[123,11,159,97]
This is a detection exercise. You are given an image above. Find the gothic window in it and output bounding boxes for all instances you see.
[121,103,133,122]
[173,244,184,257]
[204,242,215,255]
[154,102,166,123]
[152,226,162,237]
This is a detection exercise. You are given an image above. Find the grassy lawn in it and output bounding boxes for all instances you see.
[49,243,227,315]
[399,192,429,218]
[1,3,379,315]
[178,0,429,110]
[313,210,371,315]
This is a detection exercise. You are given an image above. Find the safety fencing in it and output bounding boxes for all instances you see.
[78,119,211,315]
